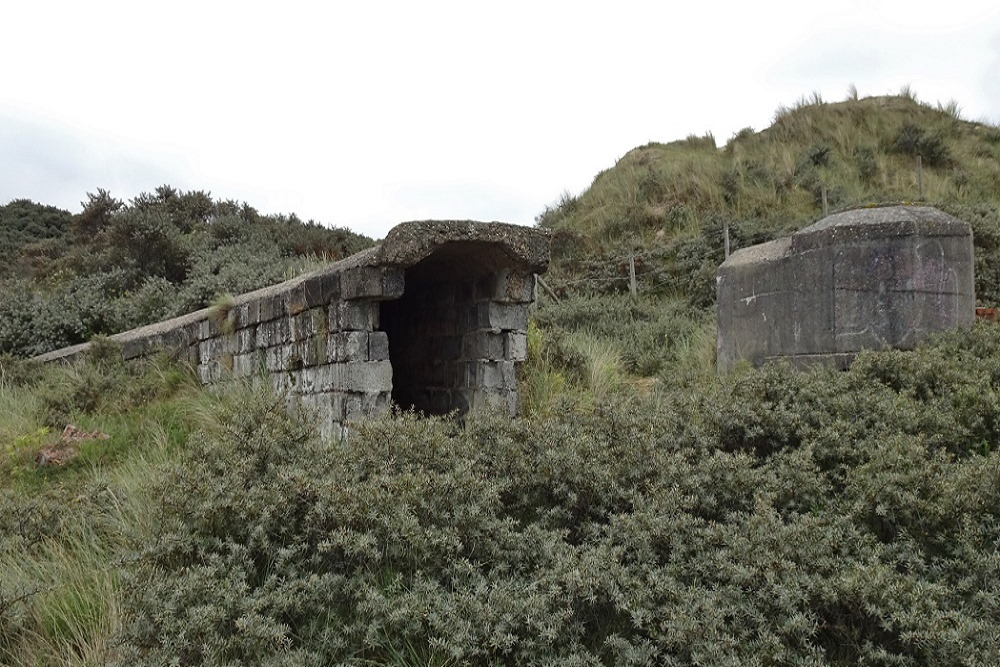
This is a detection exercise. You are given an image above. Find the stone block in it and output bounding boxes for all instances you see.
[289,310,318,342]
[492,269,535,303]
[231,353,256,378]
[197,361,223,385]
[303,271,341,306]
[450,389,471,415]
[258,294,285,322]
[463,331,505,360]
[233,300,260,328]
[362,391,391,418]
[504,332,528,361]
[341,267,383,300]
[369,331,390,361]
[197,319,214,341]
[382,267,405,299]
[182,344,200,367]
[342,266,405,300]
[344,361,393,393]
[236,327,257,354]
[173,322,199,348]
[487,360,517,390]
[154,326,191,353]
[301,391,345,425]
[341,391,391,421]
[301,335,328,367]
[256,319,290,348]
[198,336,233,364]
[475,302,529,331]
[328,331,369,363]
[318,361,392,394]
[120,337,149,360]
[269,371,291,395]
[286,284,311,316]
[469,388,518,414]
[264,344,297,372]
[281,370,307,396]
[334,301,378,331]
[310,307,329,336]
[344,393,364,421]
[297,366,320,393]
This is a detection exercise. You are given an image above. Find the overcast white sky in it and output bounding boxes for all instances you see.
[2,0,999,238]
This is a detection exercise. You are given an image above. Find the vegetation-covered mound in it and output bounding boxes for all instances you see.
[0,187,374,357]
[538,93,1000,308]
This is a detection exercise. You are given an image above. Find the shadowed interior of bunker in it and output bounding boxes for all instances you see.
[380,241,523,415]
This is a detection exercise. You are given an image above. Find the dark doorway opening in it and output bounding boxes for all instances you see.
[380,242,513,415]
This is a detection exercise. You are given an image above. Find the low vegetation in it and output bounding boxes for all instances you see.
[3,325,999,664]
[2,90,1000,664]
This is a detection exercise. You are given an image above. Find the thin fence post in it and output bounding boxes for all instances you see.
[917,155,923,199]
[821,184,829,217]
[724,221,730,259]
[628,254,637,295]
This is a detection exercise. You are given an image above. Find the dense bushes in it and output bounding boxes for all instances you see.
[3,321,998,665]
[0,187,375,358]
[0,345,203,666]
[113,325,1000,665]
[0,199,73,278]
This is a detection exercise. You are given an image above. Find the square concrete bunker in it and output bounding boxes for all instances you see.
[716,205,975,371]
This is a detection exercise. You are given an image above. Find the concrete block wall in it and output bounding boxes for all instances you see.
[180,265,404,437]
[33,220,551,437]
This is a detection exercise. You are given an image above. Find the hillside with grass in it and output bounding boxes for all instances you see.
[538,92,1000,305]
[523,92,1000,408]
[2,92,1000,665]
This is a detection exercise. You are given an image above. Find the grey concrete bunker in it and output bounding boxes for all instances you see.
[34,220,550,435]
[716,206,975,372]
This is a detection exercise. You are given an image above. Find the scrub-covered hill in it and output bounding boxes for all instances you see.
[0,187,374,357]
[537,93,1000,308]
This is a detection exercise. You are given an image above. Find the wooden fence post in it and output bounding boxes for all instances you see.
[917,155,923,199]
[629,254,637,295]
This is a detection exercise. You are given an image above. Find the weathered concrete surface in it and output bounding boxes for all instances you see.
[716,206,975,372]
[35,220,549,436]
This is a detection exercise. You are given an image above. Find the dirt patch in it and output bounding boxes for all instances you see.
[35,425,109,467]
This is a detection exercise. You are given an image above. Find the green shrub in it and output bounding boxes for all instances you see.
[532,293,711,377]
[890,123,952,167]
[116,326,1000,664]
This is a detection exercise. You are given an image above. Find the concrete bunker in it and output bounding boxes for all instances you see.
[34,220,549,436]
[716,205,975,372]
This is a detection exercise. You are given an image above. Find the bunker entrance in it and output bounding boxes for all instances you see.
[380,241,523,416]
